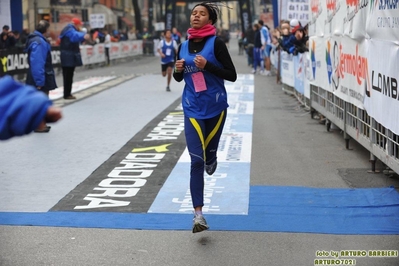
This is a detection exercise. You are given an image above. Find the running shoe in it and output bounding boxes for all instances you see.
[205,160,217,175]
[192,214,209,233]
[166,86,171,92]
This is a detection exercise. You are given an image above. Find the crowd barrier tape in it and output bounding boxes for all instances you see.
[0,40,144,77]
[278,1,399,173]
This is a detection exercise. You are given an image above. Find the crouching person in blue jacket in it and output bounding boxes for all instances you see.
[0,76,62,140]
[25,20,58,133]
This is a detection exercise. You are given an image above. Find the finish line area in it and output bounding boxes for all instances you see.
[1,74,399,235]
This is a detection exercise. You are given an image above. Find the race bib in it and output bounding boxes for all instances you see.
[165,48,172,56]
[191,72,207,92]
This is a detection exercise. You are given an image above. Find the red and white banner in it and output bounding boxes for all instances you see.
[80,40,143,65]
[364,39,399,135]
[342,0,369,41]
[308,0,327,37]
[324,0,346,37]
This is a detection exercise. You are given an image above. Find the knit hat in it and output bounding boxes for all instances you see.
[290,19,302,34]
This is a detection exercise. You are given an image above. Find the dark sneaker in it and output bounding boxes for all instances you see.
[166,86,171,92]
[192,214,209,233]
[205,160,217,175]
[64,95,76,100]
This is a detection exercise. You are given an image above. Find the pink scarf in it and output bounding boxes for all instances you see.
[187,24,216,40]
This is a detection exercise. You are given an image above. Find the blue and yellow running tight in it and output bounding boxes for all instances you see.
[184,110,227,209]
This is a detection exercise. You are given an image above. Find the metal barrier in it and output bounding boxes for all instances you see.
[308,84,399,174]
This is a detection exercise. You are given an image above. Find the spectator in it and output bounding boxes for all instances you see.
[252,23,265,75]
[292,22,309,54]
[0,75,62,140]
[25,20,58,133]
[259,20,272,76]
[276,20,297,54]
[13,30,25,48]
[244,25,255,67]
[135,29,142,40]
[0,25,16,50]
[128,29,137,40]
[104,29,111,66]
[59,17,90,100]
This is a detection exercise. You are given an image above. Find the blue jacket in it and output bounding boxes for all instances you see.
[59,24,85,67]
[24,31,57,91]
[0,76,52,140]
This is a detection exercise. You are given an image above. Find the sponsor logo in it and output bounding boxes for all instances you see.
[344,0,368,25]
[326,0,341,23]
[368,71,398,99]
[326,40,340,90]
[337,44,369,86]
[310,40,321,79]
[378,0,399,10]
[311,0,323,22]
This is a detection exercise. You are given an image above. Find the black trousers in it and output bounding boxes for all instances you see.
[62,66,75,98]
[105,47,110,65]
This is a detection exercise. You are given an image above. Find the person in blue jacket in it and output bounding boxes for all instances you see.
[0,76,62,140]
[25,20,57,132]
[173,2,237,233]
[59,18,89,100]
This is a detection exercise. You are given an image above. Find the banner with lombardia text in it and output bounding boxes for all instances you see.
[331,36,368,109]
[309,36,329,90]
[364,39,399,135]
[366,1,399,42]
[342,0,370,41]
[324,0,346,37]
[308,0,327,37]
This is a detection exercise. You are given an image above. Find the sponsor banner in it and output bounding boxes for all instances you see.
[49,76,116,101]
[238,0,252,36]
[0,41,143,77]
[81,44,105,65]
[0,47,61,77]
[331,36,368,108]
[343,0,370,41]
[294,53,305,95]
[308,0,327,37]
[309,36,329,90]
[164,0,176,30]
[286,0,311,26]
[281,51,295,87]
[366,0,399,42]
[148,75,253,215]
[364,39,399,135]
[324,0,346,37]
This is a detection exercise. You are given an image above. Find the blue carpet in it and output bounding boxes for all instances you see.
[1,186,399,235]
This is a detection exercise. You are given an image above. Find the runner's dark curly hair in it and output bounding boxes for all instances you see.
[192,2,221,25]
